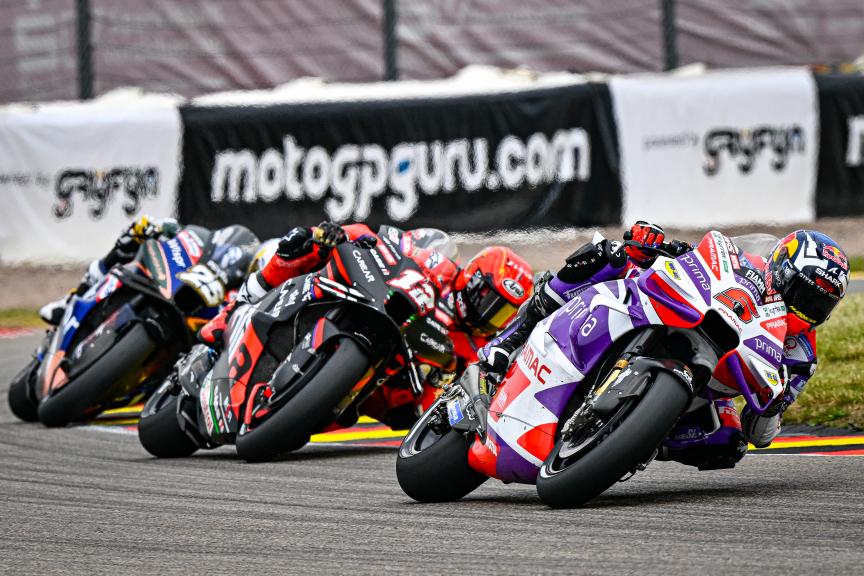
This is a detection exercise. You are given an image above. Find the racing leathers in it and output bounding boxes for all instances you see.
[479,224,819,470]
[199,222,490,430]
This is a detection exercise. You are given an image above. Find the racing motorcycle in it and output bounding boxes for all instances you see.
[7,225,259,427]
[137,231,454,462]
[397,231,790,508]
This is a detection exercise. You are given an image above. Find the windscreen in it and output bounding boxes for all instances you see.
[730,233,779,260]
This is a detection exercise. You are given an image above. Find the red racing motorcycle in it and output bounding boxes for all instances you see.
[138,232,454,462]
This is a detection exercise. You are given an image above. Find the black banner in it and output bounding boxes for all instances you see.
[815,74,864,217]
[178,83,621,238]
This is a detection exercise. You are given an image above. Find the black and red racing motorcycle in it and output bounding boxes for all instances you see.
[138,231,454,462]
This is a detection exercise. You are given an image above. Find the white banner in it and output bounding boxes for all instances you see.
[0,94,181,263]
[610,67,818,227]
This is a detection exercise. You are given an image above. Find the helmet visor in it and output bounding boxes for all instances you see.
[466,275,518,334]
[784,272,840,327]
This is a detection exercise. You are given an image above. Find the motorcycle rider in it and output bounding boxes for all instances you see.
[39,215,182,326]
[199,220,534,429]
[478,222,849,470]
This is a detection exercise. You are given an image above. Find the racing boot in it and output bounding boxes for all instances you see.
[39,259,107,325]
[39,296,70,326]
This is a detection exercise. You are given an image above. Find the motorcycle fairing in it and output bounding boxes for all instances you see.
[139,237,200,299]
[39,234,208,399]
[469,231,788,483]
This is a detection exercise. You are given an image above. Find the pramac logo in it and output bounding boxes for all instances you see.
[520,344,551,384]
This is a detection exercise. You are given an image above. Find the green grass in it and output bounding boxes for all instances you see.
[848,255,864,276]
[0,308,42,328]
[783,292,864,429]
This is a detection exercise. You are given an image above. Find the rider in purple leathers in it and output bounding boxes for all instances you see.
[479,222,849,471]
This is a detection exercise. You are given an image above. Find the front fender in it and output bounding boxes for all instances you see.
[591,356,694,416]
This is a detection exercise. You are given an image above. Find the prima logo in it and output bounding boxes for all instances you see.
[210,129,590,222]
[703,126,804,176]
[53,167,159,220]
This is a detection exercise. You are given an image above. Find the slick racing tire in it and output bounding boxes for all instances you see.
[37,323,157,427]
[536,372,690,509]
[397,425,487,503]
[236,338,370,463]
[138,387,199,458]
[8,358,40,422]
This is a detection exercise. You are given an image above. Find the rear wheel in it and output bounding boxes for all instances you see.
[536,372,690,509]
[396,398,487,503]
[235,338,370,462]
[8,358,40,422]
[38,323,157,427]
[138,385,199,458]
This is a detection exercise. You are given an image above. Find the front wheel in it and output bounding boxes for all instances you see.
[8,358,40,422]
[396,399,487,503]
[138,385,199,458]
[536,372,690,509]
[38,323,157,427]
[235,338,370,462]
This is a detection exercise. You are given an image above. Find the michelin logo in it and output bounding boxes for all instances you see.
[211,129,590,222]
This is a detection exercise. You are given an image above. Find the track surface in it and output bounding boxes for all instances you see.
[1,336,863,575]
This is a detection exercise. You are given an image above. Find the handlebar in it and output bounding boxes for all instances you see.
[623,239,691,259]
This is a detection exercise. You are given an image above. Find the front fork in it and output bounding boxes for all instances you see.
[438,364,491,438]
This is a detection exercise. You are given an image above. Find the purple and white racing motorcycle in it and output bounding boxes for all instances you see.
[397,231,789,508]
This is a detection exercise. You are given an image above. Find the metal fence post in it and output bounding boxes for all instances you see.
[660,0,679,71]
[382,0,399,81]
[76,0,93,99]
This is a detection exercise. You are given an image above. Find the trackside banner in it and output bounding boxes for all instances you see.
[610,68,818,227]
[178,84,622,237]
[0,99,182,263]
[814,74,864,217]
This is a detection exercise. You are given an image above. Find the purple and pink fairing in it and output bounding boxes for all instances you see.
[467,231,788,484]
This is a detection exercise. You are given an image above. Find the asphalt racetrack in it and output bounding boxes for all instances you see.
[1,335,863,575]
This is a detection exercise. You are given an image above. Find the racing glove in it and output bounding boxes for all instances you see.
[311,221,347,248]
[111,216,180,263]
[624,221,666,267]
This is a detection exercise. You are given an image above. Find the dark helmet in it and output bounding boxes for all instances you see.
[765,230,849,330]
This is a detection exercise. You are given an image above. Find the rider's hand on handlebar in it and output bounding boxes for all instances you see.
[129,215,162,242]
[667,239,692,257]
[311,221,347,248]
[624,220,666,265]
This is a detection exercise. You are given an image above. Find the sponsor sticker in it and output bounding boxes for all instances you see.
[664,260,681,281]
[447,400,464,425]
[502,277,525,299]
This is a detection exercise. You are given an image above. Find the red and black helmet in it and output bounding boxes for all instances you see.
[453,246,533,336]
[765,230,849,331]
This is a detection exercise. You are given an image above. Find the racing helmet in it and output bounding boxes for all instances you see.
[453,246,533,336]
[248,238,280,275]
[765,230,849,331]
